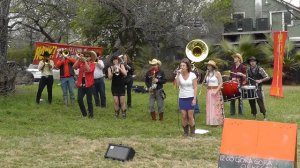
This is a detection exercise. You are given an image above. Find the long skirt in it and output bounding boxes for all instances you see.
[206,89,224,126]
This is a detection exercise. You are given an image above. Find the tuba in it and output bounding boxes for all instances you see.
[185,39,208,62]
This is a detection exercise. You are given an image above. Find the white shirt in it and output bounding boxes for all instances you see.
[206,71,219,86]
[179,72,196,98]
[38,60,54,76]
[94,60,105,78]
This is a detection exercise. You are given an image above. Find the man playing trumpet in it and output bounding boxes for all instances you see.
[73,51,96,118]
[36,51,55,104]
[55,49,76,105]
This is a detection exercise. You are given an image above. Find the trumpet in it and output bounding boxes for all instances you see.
[113,64,120,76]
[76,52,82,58]
[62,50,70,57]
[119,54,124,64]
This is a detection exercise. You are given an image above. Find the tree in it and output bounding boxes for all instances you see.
[0,0,14,95]
[9,0,78,43]
[72,0,232,61]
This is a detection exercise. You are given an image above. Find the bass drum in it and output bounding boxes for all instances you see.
[222,80,240,102]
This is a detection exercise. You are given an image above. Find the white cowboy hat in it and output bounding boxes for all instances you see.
[149,59,162,66]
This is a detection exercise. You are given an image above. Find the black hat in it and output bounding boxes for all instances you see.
[247,56,258,64]
[41,51,52,57]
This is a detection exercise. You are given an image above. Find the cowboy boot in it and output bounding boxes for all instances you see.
[159,112,164,121]
[190,125,195,137]
[150,112,156,120]
[122,110,127,119]
[115,110,120,119]
[183,125,189,137]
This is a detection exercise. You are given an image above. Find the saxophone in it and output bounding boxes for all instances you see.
[149,70,157,94]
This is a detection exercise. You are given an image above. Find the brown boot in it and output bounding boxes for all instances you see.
[150,112,156,120]
[190,125,195,137]
[159,112,164,121]
[183,125,189,137]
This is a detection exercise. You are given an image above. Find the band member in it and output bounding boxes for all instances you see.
[36,51,54,104]
[205,60,224,126]
[108,55,127,118]
[92,51,106,107]
[55,50,76,105]
[145,59,166,121]
[175,58,197,136]
[73,51,96,118]
[230,53,246,116]
[191,63,200,113]
[246,56,270,120]
[123,54,135,108]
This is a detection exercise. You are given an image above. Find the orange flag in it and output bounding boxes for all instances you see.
[270,31,287,98]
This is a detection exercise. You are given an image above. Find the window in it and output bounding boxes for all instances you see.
[284,12,293,26]
[232,12,245,20]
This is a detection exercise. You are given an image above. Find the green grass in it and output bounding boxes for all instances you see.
[0,81,299,168]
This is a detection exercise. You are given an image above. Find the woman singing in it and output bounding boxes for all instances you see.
[175,58,197,137]
[205,60,224,126]
[108,55,127,119]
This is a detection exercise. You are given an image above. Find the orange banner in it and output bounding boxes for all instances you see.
[270,31,287,98]
[33,42,104,64]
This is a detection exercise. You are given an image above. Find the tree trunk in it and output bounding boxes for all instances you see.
[0,0,15,96]
[0,0,10,67]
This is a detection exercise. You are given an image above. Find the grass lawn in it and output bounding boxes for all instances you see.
[0,80,299,168]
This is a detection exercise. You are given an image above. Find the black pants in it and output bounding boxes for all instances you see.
[125,77,133,107]
[78,86,93,117]
[249,89,266,115]
[92,78,106,107]
[36,76,53,104]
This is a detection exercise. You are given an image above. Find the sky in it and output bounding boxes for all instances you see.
[283,0,300,7]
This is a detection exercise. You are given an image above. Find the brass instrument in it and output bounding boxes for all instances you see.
[118,54,125,64]
[149,70,157,94]
[113,64,120,76]
[62,50,70,57]
[185,39,209,96]
[185,39,209,62]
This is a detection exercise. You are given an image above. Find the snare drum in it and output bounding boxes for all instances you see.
[241,85,258,100]
[222,80,240,102]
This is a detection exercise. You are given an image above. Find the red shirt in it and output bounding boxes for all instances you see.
[230,64,246,85]
[75,62,95,88]
[55,58,76,77]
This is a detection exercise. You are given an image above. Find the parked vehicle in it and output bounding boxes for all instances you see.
[26,64,60,81]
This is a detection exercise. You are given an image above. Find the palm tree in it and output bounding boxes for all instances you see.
[220,35,263,64]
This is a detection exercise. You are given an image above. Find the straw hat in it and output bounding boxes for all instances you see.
[82,51,97,61]
[149,59,162,66]
[247,56,258,64]
[205,60,218,69]
[232,53,243,63]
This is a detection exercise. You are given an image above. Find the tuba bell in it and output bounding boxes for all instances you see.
[185,39,209,62]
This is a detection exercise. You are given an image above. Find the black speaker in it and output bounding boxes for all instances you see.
[242,18,253,31]
[104,144,135,161]
[224,21,237,32]
[256,18,269,31]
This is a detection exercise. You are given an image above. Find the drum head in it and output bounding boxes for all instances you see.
[241,85,256,89]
